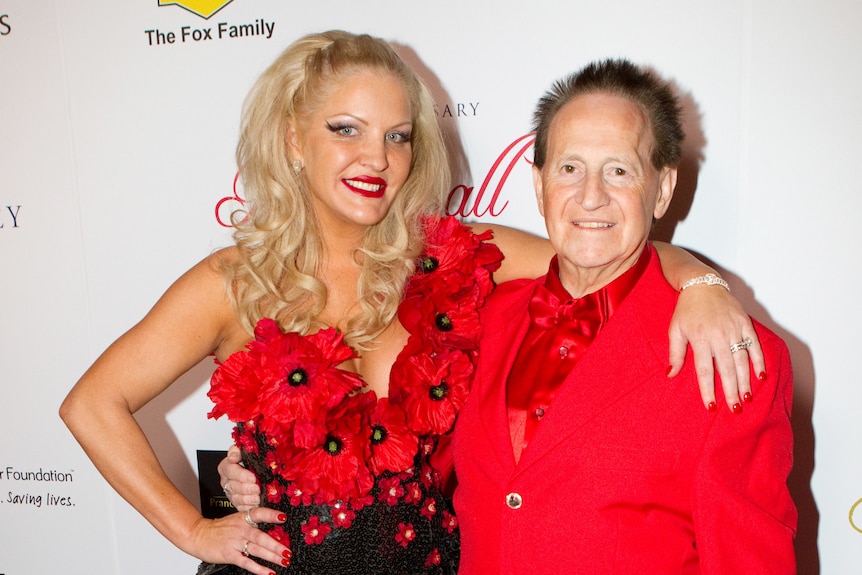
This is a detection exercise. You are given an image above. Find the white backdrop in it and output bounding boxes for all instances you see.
[1,0,860,573]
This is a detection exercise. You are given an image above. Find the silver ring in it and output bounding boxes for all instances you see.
[222,481,231,495]
[730,337,753,353]
[241,541,249,557]
[244,509,258,528]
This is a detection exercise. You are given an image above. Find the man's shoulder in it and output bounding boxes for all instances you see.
[489,276,542,304]
[480,276,542,325]
[751,318,792,364]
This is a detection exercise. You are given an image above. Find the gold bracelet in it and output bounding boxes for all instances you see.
[679,273,730,292]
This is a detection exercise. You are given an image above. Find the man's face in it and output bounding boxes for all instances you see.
[533,92,676,294]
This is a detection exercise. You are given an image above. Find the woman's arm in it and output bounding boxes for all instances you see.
[59,252,289,575]
[468,223,554,282]
[653,242,765,411]
[471,223,764,410]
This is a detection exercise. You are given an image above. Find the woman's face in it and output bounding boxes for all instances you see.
[289,69,414,236]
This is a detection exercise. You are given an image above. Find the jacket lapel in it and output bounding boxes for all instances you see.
[512,257,675,477]
[474,282,535,475]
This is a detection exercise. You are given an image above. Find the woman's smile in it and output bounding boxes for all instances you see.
[343,176,387,198]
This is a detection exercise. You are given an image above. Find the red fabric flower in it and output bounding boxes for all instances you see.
[402,481,422,504]
[420,437,435,456]
[331,503,356,528]
[287,393,374,503]
[301,516,331,545]
[282,415,329,451]
[442,510,458,533]
[419,463,439,489]
[207,354,266,423]
[287,484,312,507]
[398,466,416,481]
[254,324,363,425]
[399,216,501,346]
[231,423,259,455]
[399,289,484,350]
[391,346,472,435]
[408,216,502,299]
[264,448,285,477]
[425,548,442,567]
[350,494,374,512]
[265,479,285,504]
[378,476,404,507]
[420,497,437,519]
[208,320,363,428]
[395,522,416,547]
[368,398,419,475]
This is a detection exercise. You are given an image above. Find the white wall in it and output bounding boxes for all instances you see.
[1,1,859,573]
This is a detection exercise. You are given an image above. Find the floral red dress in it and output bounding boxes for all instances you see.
[201,216,502,575]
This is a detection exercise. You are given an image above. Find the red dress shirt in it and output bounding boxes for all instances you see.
[506,247,651,462]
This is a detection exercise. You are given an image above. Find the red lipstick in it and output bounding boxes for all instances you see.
[342,176,386,198]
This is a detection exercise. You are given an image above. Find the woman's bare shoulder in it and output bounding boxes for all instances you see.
[138,247,247,355]
[466,222,553,282]
[63,248,247,413]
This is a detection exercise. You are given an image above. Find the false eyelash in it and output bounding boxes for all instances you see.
[325,121,354,133]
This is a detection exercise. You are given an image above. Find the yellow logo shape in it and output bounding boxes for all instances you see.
[158,0,235,19]
[851,498,862,534]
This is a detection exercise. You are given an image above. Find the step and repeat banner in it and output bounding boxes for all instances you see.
[2,0,860,573]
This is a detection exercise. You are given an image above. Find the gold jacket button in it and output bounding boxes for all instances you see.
[506,492,523,509]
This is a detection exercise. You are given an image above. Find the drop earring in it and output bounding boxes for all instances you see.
[292,160,303,175]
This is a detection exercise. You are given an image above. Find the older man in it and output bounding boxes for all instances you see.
[452,60,796,574]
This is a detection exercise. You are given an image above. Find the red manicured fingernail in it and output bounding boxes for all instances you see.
[277,513,287,522]
[282,558,290,566]
[743,392,753,402]
[731,403,743,414]
[666,365,673,377]
[707,402,717,412]
[282,550,292,559]
[758,371,767,381]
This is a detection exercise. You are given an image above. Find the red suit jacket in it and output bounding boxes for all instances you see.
[453,247,797,574]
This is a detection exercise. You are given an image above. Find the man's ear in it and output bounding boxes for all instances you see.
[653,166,677,220]
[533,165,546,217]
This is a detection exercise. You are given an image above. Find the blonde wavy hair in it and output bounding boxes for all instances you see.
[226,30,448,349]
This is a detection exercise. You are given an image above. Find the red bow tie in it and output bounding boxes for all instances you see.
[529,285,606,334]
